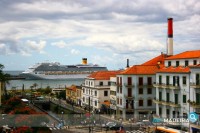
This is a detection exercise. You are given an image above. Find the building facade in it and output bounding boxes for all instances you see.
[66,85,82,106]
[154,50,200,131]
[81,71,120,112]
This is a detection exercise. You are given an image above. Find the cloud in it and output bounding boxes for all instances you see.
[25,40,46,51]
[0,0,199,69]
[70,49,80,55]
[51,40,67,48]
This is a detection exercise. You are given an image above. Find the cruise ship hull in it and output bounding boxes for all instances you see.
[21,73,89,80]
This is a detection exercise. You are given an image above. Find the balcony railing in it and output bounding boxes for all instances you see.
[126,108,134,112]
[190,82,200,89]
[124,94,134,99]
[124,83,135,87]
[153,99,180,107]
[153,83,180,89]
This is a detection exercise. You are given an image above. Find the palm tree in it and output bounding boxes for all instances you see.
[33,83,38,90]
[0,64,10,105]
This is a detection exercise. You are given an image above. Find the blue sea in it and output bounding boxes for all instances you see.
[4,71,84,90]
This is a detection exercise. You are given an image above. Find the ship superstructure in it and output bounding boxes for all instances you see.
[21,58,107,79]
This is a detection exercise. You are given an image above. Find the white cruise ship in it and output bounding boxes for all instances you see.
[21,58,107,80]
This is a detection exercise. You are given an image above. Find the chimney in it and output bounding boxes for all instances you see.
[126,59,129,68]
[167,18,173,56]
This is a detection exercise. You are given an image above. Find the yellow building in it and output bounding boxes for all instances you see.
[66,85,82,106]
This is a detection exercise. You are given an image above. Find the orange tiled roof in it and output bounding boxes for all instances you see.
[142,54,166,66]
[88,71,121,80]
[157,66,190,73]
[101,101,110,106]
[67,85,77,91]
[120,65,159,75]
[165,50,200,60]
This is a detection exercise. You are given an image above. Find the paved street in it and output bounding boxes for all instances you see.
[37,97,154,132]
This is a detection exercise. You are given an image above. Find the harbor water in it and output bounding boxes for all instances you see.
[7,79,84,90]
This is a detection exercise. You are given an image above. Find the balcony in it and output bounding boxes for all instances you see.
[124,83,134,87]
[126,108,134,112]
[124,94,134,99]
[153,99,162,104]
[153,83,180,90]
[190,83,200,89]
[188,101,200,108]
[168,101,181,108]
[138,84,153,88]
[116,83,122,87]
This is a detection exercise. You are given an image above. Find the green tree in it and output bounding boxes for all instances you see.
[0,64,10,101]
[44,86,52,94]
[33,83,38,90]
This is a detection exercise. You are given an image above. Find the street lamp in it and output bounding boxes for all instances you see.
[61,111,64,126]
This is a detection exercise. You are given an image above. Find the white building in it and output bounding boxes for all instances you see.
[115,54,166,120]
[154,50,200,131]
[81,71,120,112]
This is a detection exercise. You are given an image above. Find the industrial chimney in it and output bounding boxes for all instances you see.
[126,59,129,68]
[167,18,173,56]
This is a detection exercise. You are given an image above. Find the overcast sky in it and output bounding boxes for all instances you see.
[0,0,199,70]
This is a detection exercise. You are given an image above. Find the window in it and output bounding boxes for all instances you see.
[166,76,170,85]
[159,75,162,84]
[117,98,119,104]
[89,89,90,95]
[166,109,170,117]
[83,88,85,93]
[185,60,189,67]
[194,60,197,65]
[117,77,119,85]
[110,91,116,96]
[99,82,103,86]
[95,91,97,96]
[83,97,85,102]
[120,77,122,85]
[91,90,93,95]
[120,99,122,105]
[128,77,132,85]
[159,107,162,116]
[147,99,152,106]
[139,100,143,106]
[147,88,152,94]
[95,101,97,106]
[147,77,152,85]
[196,93,200,104]
[117,87,119,93]
[120,87,122,93]
[104,91,108,96]
[183,95,186,103]
[139,77,143,85]
[139,88,143,94]
[168,61,171,67]
[91,81,93,86]
[108,81,111,86]
[196,74,200,85]
[183,76,186,85]
[175,94,178,104]
[166,93,170,102]
[176,61,179,67]
[159,92,162,101]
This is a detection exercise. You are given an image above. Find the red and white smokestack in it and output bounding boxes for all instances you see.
[167,18,173,55]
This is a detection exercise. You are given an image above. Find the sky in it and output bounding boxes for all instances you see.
[0,0,199,70]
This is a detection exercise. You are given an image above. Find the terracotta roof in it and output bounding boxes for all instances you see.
[142,54,166,66]
[157,66,190,73]
[165,50,200,60]
[67,85,77,91]
[88,70,121,80]
[120,65,159,75]
[101,101,110,106]
[189,64,200,68]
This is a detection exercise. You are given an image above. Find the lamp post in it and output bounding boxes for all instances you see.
[61,111,64,126]
[98,109,100,122]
